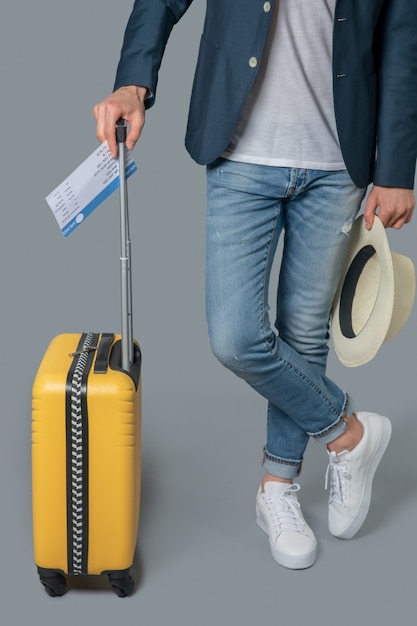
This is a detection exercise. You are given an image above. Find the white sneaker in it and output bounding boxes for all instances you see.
[256,482,317,569]
[326,411,392,539]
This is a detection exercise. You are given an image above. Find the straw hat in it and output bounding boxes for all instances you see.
[331,215,415,367]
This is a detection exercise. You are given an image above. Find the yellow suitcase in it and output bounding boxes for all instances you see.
[32,121,141,597]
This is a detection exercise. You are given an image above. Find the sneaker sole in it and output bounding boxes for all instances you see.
[331,415,392,540]
[256,513,317,569]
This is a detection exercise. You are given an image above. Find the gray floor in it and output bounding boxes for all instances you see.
[1,2,416,623]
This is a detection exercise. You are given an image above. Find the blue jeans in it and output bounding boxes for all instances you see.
[206,159,366,479]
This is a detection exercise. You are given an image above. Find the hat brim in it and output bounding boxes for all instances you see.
[385,252,416,342]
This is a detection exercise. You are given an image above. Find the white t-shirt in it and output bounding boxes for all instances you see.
[223,0,346,170]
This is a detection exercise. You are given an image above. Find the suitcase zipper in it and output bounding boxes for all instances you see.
[65,332,99,575]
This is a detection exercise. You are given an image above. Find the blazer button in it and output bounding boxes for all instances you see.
[249,56,258,68]
[263,1,271,12]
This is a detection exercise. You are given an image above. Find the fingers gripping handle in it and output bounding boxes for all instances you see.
[116,117,127,143]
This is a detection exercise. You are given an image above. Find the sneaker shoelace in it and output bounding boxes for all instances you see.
[265,483,307,533]
[325,451,351,506]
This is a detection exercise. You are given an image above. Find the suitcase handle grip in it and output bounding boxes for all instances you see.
[116,118,127,143]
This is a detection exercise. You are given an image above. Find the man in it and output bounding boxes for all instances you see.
[94,0,416,569]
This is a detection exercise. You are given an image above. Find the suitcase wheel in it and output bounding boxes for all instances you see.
[108,571,134,597]
[39,571,67,597]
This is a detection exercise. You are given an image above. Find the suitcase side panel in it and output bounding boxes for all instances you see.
[87,370,141,574]
[32,397,68,571]
[32,334,83,572]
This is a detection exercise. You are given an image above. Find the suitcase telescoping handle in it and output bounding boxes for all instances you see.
[116,118,134,372]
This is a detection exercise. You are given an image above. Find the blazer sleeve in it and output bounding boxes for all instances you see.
[113,0,195,109]
[373,0,417,188]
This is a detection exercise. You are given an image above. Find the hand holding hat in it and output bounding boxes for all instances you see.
[332,215,416,367]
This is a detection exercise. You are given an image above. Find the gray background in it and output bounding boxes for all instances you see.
[1,1,416,623]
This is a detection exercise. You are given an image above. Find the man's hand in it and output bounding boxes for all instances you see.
[93,85,148,157]
[364,185,415,230]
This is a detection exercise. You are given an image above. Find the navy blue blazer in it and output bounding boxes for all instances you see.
[114,0,417,189]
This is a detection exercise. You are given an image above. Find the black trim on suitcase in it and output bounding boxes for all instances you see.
[109,340,142,389]
[94,333,115,374]
[65,333,99,575]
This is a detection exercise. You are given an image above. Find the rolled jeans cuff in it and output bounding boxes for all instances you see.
[262,447,303,480]
[308,393,355,445]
